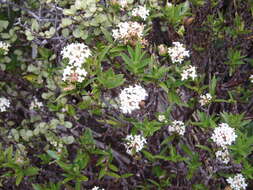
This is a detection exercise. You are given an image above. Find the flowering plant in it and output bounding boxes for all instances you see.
[0,0,252,189]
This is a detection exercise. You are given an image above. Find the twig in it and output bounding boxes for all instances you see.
[0,0,41,21]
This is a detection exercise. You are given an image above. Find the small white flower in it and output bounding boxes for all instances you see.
[0,97,10,112]
[158,44,168,55]
[158,115,167,122]
[112,21,145,44]
[215,148,230,164]
[167,2,173,7]
[132,6,150,20]
[211,123,237,148]
[62,66,87,83]
[118,0,128,8]
[168,120,186,136]
[226,174,247,190]
[30,97,43,110]
[124,134,147,155]
[0,41,10,55]
[168,42,190,64]
[250,75,253,83]
[118,85,148,114]
[181,65,197,80]
[199,93,212,106]
[61,43,91,67]
[91,186,104,190]
[51,141,64,153]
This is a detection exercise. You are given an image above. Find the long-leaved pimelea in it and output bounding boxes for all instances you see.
[117,0,128,8]
[91,186,104,190]
[158,114,168,123]
[62,66,87,83]
[61,43,91,67]
[30,97,43,110]
[199,93,212,106]
[168,120,186,136]
[112,21,145,45]
[181,65,197,81]
[0,41,10,55]
[250,74,253,83]
[118,84,148,114]
[226,174,247,190]
[0,97,10,112]
[132,6,150,20]
[124,134,147,155]
[60,43,91,83]
[211,123,237,148]
[168,42,190,64]
[215,148,230,164]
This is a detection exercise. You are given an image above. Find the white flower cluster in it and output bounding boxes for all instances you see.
[30,97,43,110]
[158,114,168,123]
[112,21,145,44]
[227,174,247,190]
[124,134,147,155]
[0,41,10,55]
[0,97,10,112]
[118,85,148,114]
[118,0,128,8]
[61,43,91,67]
[168,42,190,64]
[199,93,212,106]
[211,123,237,148]
[61,43,91,83]
[215,148,230,164]
[250,75,253,83]
[168,120,186,136]
[132,6,150,20]
[51,140,64,153]
[62,65,87,83]
[181,65,197,81]
[91,186,104,190]
[167,2,173,7]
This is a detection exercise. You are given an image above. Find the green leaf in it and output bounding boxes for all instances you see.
[195,144,212,153]
[32,184,43,190]
[24,167,39,176]
[66,104,76,116]
[0,20,9,30]
[80,128,95,146]
[62,176,74,184]
[61,18,73,27]
[168,91,187,106]
[98,44,112,65]
[38,48,52,60]
[120,173,133,178]
[209,76,217,96]
[98,167,106,179]
[107,171,121,179]
[161,135,175,146]
[15,171,24,186]
[163,1,191,27]
[97,68,125,89]
[101,27,113,43]
[31,19,39,32]
[62,136,75,144]
[142,150,155,161]
[77,175,88,181]
[47,150,60,160]
[121,44,151,74]
[109,164,119,172]
[57,161,72,171]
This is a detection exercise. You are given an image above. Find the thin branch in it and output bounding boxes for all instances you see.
[0,0,58,22]
[0,0,41,20]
